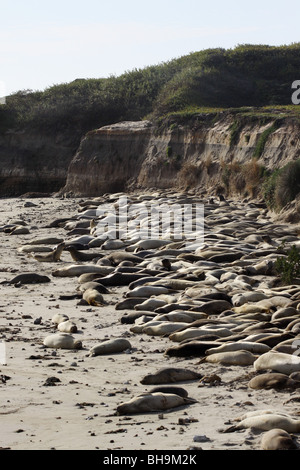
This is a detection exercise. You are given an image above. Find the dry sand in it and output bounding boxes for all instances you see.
[0,196,299,452]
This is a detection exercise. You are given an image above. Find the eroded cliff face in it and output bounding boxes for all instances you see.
[2,113,300,201]
[0,129,79,196]
[64,121,153,197]
[63,114,300,198]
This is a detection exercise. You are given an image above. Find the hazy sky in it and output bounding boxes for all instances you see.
[1,0,299,96]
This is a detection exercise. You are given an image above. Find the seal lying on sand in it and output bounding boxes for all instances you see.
[248,372,300,390]
[224,410,300,433]
[89,338,131,356]
[261,428,299,450]
[165,341,223,358]
[254,351,300,375]
[204,350,256,366]
[43,333,82,350]
[3,273,51,285]
[52,264,114,277]
[33,242,65,262]
[64,246,103,262]
[116,392,196,415]
[82,288,106,306]
[140,367,202,384]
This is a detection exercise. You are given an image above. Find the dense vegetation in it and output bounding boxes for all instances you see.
[1,43,300,208]
[1,43,300,133]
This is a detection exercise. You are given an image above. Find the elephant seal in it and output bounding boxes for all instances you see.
[256,333,295,348]
[77,281,110,294]
[248,372,300,390]
[147,279,198,290]
[119,311,157,324]
[43,333,82,350]
[9,226,30,235]
[57,320,78,333]
[126,285,173,298]
[78,273,106,284]
[116,392,196,415]
[134,298,168,311]
[105,251,143,265]
[18,245,52,254]
[254,351,300,375]
[142,321,191,336]
[126,239,171,251]
[183,300,233,315]
[26,236,64,245]
[205,350,256,366]
[89,338,131,356]
[4,273,51,285]
[82,288,105,306]
[169,327,232,342]
[52,264,114,277]
[165,341,223,358]
[33,242,65,262]
[226,413,300,433]
[149,386,188,398]
[271,307,299,321]
[130,320,162,334]
[115,297,148,310]
[51,313,69,325]
[64,246,103,262]
[205,341,270,356]
[140,367,202,385]
[261,428,299,450]
[290,371,300,381]
[95,272,148,286]
[153,312,206,323]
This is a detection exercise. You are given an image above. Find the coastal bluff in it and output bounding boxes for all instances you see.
[63,113,300,198]
[1,112,300,206]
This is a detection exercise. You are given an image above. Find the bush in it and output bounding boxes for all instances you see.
[253,123,277,158]
[178,162,202,187]
[263,168,282,209]
[274,159,300,208]
[2,43,300,135]
[275,245,300,285]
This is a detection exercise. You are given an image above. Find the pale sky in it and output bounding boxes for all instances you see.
[1,0,299,96]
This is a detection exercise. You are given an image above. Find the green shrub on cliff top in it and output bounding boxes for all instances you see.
[1,43,300,133]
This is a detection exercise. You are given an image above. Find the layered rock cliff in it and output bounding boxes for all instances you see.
[63,112,300,199]
[1,111,300,205]
[0,129,80,196]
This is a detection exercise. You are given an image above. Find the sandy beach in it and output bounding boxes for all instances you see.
[1,193,300,452]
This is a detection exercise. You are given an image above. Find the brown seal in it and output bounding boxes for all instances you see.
[140,367,202,384]
[261,428,299,450]
[248,372,300,390]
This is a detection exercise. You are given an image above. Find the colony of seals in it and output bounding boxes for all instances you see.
[5,189,300,450]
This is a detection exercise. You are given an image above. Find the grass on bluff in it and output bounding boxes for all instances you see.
[2,43,300,134]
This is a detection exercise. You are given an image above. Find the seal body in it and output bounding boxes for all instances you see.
[52,264,114,277]
[205,341,270,356]
[89,338,131,356]
[7,273,51,284]
[205,350,256,366]
[254,351,300,375]
[248,373,300,390]
[261,428,299,450]
[116,392,196,415]
[57,320,78,333]
[140,367,202,384]
[43,333,82,349]
[82,288,105,306]
[236,414,300,432]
